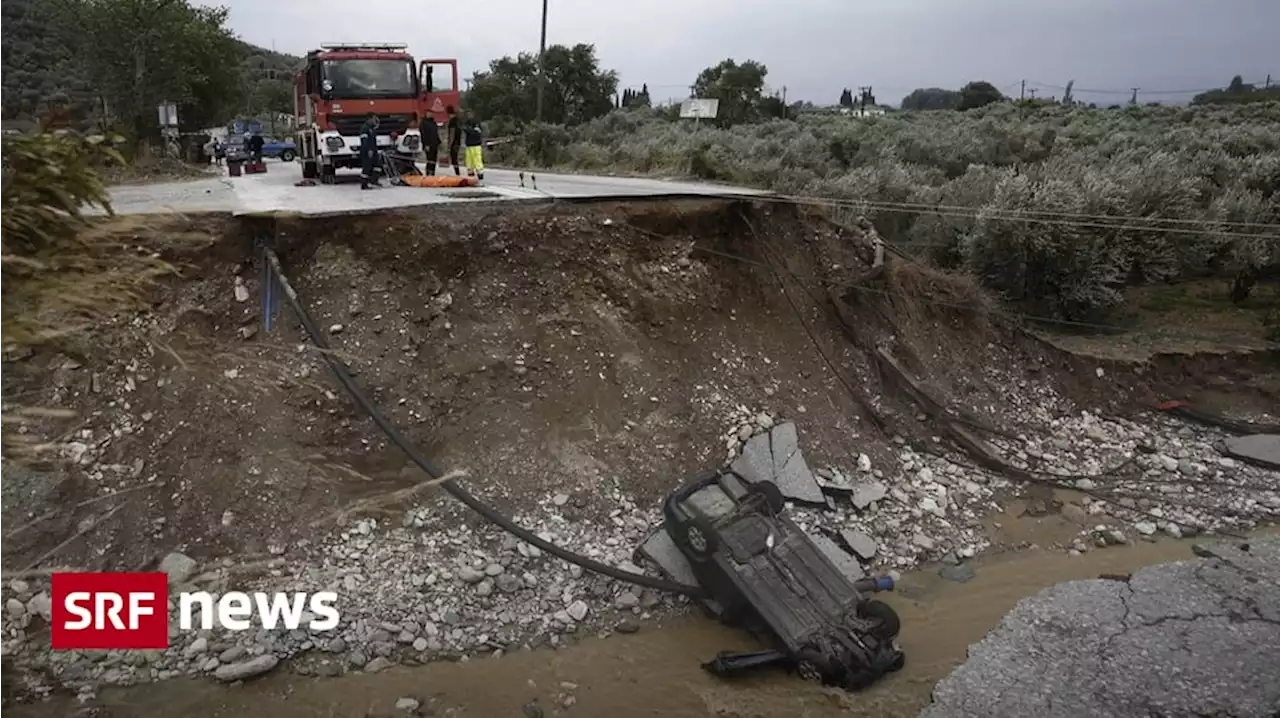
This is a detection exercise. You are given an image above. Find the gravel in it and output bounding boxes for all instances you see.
[2,400,1275,700]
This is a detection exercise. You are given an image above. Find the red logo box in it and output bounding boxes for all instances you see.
[51,573,169,650]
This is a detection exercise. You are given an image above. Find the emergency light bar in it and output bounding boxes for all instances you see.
[319,43,408,52]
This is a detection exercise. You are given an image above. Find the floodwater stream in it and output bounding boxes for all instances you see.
[16,533,1230,718]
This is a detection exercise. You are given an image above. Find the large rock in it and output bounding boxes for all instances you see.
[159,552,198,585]
[921,539,1280,718]
[840,529,878,561]
[214,655,278,682]
[1222,434,1280,470]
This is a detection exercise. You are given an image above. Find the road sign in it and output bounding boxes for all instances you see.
[680,99,719,119]
[157,102,179,127]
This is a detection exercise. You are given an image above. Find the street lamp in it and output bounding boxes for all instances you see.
[535,0,548,122]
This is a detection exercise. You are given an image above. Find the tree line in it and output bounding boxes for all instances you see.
[2,0,295,143]
[6,0,1270,142]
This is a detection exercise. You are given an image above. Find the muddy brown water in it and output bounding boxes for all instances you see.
[16,537,1225,718]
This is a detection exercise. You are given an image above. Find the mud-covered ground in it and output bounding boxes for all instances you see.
[3,199,1277,710]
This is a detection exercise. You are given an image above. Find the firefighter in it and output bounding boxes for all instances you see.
[445,105,462,176]
[359,113,381,190]
[462,112,485,181]
[420,114,441,176]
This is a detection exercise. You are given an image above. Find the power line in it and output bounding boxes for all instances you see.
[453,164,1276,349]
[1027,79,1273,96]
[594,208,1271,349]
[754,194,1280,242]
[773,194,1280,232]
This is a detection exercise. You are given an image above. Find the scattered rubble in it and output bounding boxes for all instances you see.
[2,205,1277,704]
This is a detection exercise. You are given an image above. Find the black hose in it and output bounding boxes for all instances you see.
[262,246,706,598]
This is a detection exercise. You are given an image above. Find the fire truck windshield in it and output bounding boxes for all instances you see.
[321,59,416,98]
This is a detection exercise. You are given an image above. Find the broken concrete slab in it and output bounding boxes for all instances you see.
[812,534,865,582]
[921,538,1280,718]
[776,447,826,506]
[770,421,799,475]
[729,422,826,507]
[733,433,773,485]
[840,529,878,561]
[1222,434,1280,470]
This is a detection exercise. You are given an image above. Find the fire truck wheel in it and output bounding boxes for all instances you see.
[320,164,336,185]
[302,160,318,179]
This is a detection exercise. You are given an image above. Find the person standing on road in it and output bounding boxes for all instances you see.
[359,113,381,190]
[247,132,265,164]
[445,105,462,176]
[420,114,441,176]
[462,112,485,181]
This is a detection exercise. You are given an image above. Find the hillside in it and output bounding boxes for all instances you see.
[1,0,300,129]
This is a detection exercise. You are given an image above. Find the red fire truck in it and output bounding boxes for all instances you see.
[294,43,459,183]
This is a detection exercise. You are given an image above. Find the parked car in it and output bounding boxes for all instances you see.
[260,137,297,162]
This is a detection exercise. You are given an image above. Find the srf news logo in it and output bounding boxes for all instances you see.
[51,573,339,650]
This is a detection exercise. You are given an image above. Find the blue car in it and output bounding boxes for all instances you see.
[260,137,297,162]
[227,134,297,162]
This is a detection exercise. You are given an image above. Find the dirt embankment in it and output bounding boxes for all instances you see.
[2,199,1276,707]
[0,201,1170,568]
[5,198,1277,570]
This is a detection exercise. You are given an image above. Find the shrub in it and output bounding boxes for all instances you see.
[504,102,1280,319]
[964,174,1126,319]
[1,130,170,349]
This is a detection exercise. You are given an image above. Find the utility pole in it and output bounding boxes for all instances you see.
[1130,87,1140,105]
[1027,88,1038,100]
[535,0,548,122]
[1266,74,1272,89]
[858,85,871,116]
[1020,79,1026,100]
[782,85,787,106]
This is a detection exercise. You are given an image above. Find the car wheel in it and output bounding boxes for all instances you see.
[679,516,718,560]
[860,599,902,641]
[793,650,831,684]
[746,481,785,514]
[280,149,296,162]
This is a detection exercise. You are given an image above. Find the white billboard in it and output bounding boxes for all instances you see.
[157,102,179,127]
[680,98,720,119]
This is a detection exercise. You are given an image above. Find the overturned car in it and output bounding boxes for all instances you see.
[644,468,904,690]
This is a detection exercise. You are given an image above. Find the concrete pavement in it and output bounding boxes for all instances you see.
[104,161,769,217]
[920,538,1280,718]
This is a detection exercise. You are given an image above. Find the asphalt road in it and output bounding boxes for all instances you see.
[920,537,1280,718]
[104,161,768,217]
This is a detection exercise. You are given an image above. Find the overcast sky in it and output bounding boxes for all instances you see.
[214,0,1277,106]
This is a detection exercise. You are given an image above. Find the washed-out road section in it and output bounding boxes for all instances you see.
[922,537,1280,718]
[104,163,769,217]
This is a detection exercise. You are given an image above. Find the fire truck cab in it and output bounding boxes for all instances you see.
[294,43,459,183]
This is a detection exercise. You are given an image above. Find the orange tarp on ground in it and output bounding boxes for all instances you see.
[400,175,479,188]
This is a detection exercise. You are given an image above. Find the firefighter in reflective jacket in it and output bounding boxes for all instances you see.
[359,113,381,190]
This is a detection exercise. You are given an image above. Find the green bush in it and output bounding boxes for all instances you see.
[1,130,170,349]
[504,101,1280,319]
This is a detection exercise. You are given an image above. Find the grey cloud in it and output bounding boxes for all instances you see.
[214,0,1276,106]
